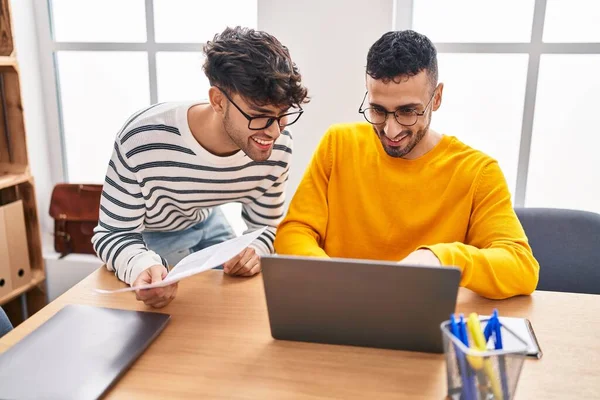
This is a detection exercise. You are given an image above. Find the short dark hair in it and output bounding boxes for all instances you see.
[366,30,438,88]
[203,26,309,109]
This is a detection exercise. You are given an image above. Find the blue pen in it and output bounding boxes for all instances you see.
[492,310,501,346]
[450,314,472,400]
[493,309,510,400]
[484,314,495,342]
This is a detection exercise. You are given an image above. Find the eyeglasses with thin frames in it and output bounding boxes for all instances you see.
[358,88,437,127]
[217,87,304,131]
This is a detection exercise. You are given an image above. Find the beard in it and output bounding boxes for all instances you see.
[373,120,430,158]
[223,108,273,162]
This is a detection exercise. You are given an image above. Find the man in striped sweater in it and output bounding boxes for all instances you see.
[92,27,309,308]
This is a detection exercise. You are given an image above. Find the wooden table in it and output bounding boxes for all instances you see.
[1,268,599,399]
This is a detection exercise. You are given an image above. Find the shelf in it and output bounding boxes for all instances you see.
[0,0,46,324]
[0,163,30,190]
[0,269,45,306]
[0,164,30,190]
[0,55,15,68]
[0,171,30,190]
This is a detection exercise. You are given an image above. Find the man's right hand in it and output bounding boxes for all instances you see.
[132,265,178,308]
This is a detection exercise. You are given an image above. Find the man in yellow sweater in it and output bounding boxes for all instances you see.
[274,30,539,299]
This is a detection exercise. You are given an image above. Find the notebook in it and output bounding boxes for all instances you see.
[493,316,543,359]
[0,304,170,400]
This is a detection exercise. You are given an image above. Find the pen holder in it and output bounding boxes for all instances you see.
[440,317,528,400]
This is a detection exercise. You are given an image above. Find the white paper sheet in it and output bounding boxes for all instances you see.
[95,227,266,294]
[481,315,542,357]
[496,316,541,357]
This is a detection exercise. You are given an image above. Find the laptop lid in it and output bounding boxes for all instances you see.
[0,304,170,400]
[261,255,460,353]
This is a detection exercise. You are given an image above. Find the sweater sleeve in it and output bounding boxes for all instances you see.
[242,167,289,255]
[421,161,540,299]
[92,141,167,285]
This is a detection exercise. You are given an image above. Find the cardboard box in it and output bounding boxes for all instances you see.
[0,208,12,298]
[0,200,32,294]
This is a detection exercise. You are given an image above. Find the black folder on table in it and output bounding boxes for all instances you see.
[0,304,170,400]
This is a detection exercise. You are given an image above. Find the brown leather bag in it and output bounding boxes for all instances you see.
[49,184,103,257]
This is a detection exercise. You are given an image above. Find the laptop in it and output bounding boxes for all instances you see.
[0,304,170,400]
[261,255,461,353]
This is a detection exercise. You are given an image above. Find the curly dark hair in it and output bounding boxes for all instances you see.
[203,26,309,109]
[366,30,438,88]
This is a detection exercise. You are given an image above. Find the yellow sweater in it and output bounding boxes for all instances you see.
[274,123,539,299]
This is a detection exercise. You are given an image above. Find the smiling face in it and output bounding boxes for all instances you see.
[366,71,441,159]
[364,30,442,159]
[201,26,308,161]
[222,93,288,162]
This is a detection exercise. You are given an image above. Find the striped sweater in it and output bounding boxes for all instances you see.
[92,102,292,284]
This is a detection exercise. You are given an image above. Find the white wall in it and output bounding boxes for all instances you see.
[10,0,55,242]
[258,0,394,198]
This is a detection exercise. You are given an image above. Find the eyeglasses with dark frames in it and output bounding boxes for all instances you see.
[217,87,304,131]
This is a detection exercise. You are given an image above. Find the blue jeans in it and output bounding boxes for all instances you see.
[142,207,236,268]
[0,306,12,338]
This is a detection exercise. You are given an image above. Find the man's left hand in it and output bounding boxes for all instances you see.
[399,249,442,266]
[223,247,261,277]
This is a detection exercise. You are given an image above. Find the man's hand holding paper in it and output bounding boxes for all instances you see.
[132,265,179,308]
[95,227,267,298]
